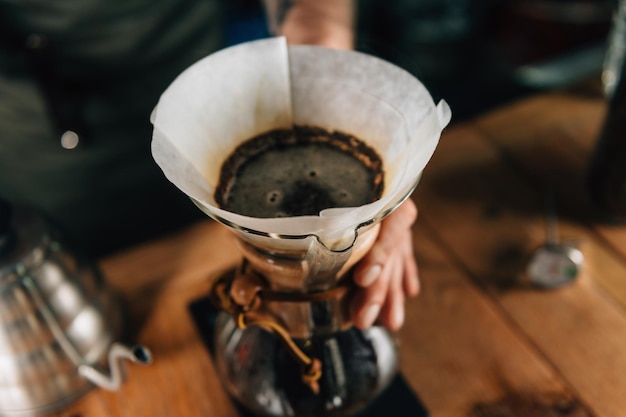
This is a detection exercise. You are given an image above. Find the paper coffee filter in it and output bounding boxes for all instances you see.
[151,37,450,250]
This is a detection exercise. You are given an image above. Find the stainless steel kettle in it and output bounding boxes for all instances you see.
[0,201,151,416]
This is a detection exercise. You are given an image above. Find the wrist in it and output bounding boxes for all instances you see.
[267,0,355,50]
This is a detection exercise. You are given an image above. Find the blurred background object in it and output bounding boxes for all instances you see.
[603,0,626,96]
[1,0,617,258]
[226,0,615,121]
[588,41,626,220]
[359,0,614,121]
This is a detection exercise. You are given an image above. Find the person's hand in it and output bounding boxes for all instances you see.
[350,199,420,331]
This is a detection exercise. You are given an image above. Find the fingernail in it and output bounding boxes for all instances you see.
[392,306,405,330]
[360,265,382,287]
[360,304,380,328]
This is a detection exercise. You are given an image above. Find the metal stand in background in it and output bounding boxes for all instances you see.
[527,189,584,289]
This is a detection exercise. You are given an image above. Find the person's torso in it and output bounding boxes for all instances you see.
[0,0,223,255]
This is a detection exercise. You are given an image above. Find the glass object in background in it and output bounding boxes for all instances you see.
[603,0,626,97]
[589,0,626,220]
[588,55,626,220]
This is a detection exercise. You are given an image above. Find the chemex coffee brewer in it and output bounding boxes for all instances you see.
[151,37,450,417]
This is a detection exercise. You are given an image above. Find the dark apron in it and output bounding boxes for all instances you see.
[0,0,223,255]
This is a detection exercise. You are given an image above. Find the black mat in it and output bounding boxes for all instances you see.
[188,297,429,417]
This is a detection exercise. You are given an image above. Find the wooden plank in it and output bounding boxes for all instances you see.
[414,121,626,417]
[398,220,588,417]
[473,92,626,309]
[70,212,589,417]
[472,92,626,264]
[468,92,606,154]
[47,196,587,417]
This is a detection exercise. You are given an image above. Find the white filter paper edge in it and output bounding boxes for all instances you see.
[151,37,450,249]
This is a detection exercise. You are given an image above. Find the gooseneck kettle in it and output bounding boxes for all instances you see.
[0,199,151,416]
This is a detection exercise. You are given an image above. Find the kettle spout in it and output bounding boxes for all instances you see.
[78,342,152,391]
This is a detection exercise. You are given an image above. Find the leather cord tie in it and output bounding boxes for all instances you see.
[210,267,350,395]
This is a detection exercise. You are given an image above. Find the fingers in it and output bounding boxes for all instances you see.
[351,250,407,330]
[353,199,418,287]
[353,245,386,287]
[350,199,419,330]
[350,253,393,329]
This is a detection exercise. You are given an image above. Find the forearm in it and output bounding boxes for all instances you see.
[263,0,355,49]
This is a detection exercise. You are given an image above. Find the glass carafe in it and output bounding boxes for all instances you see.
[197,194,411,417]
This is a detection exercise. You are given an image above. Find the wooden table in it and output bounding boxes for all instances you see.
[57,85,626,417]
